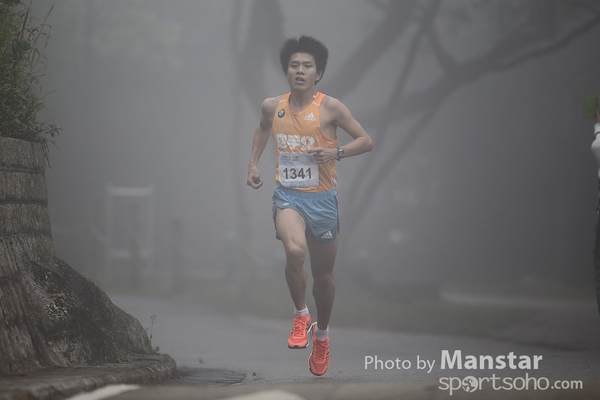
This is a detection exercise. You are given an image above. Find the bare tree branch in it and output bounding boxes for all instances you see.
[495,12,600,70]
[427,23,457,72]
[323,0,419,98]
[341,4,600,241]
[345,0,442,210]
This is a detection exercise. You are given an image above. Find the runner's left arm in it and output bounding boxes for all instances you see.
[309,98,373,164]
[334,100,374,158]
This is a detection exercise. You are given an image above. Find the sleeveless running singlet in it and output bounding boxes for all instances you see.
[271,92,338,193]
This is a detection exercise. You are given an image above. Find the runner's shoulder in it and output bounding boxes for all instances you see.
[321,94,349,121]
[261,95,285,116]
[321,95,347,112]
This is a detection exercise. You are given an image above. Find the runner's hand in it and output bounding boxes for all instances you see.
[308,147,337,164]
[247,166,263,189]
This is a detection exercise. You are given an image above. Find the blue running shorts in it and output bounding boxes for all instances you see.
[272,186,340,244]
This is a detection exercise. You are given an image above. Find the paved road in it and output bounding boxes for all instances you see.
[102,294,600,399]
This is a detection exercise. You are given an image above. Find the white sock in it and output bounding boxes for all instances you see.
[315,325,329,341]
[294,306,309,316]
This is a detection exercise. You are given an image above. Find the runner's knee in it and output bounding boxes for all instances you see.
[284,242,306,266]
[313,271,334,285]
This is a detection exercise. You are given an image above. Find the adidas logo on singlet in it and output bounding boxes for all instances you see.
[304,112,317,122]
[320,231,333,240]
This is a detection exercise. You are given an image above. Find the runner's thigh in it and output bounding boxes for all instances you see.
[276,207,307,249]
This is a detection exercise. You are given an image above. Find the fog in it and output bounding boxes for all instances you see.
[33,0,600,301]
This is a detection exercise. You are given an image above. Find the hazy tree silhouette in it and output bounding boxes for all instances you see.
[322,0,600,239]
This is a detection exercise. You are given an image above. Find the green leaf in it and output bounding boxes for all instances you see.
[1,0,21,6]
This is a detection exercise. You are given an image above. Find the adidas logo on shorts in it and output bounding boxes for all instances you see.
[320,230,333,240]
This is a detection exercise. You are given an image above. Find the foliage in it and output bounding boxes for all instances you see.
[0,0,59,143]
[117,352,131,363]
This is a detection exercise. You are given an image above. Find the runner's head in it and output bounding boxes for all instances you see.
[279,35,329,83]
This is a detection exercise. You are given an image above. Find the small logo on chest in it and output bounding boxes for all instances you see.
[303,112,316,122]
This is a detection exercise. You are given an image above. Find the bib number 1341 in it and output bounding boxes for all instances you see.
[279,153,318,188]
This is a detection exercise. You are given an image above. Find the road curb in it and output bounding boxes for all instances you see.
[0,354,176,400]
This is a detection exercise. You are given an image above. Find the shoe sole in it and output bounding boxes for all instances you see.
[288,343,309,349]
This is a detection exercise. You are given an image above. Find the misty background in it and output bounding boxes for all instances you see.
[31,0,600,302]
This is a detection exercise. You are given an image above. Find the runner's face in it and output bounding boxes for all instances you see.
[286,53,322,89]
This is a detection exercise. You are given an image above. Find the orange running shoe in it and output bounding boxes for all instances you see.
[287,314,311,349]
[308,322,330,376]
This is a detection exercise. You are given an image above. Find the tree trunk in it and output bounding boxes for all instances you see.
[0,137,153,376]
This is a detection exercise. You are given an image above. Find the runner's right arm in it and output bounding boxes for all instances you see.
[247,98,277,189]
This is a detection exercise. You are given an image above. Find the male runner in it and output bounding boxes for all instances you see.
[247,35,373,376]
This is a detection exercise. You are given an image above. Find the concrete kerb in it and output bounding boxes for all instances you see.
[0,354,176,400]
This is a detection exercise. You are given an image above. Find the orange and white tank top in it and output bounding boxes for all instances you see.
[272,92,338,193]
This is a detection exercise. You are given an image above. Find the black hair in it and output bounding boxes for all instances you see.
[279,35,329,81]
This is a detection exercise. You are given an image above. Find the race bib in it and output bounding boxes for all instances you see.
[278,152,318,188]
